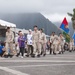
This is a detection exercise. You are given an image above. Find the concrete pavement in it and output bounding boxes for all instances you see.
[0,51,75,75]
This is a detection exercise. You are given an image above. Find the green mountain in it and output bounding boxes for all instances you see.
[0,13,61,35]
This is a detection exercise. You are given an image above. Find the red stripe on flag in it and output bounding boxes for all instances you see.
[62,17,68,25]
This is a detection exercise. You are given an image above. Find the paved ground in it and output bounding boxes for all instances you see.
[0,51,75,75]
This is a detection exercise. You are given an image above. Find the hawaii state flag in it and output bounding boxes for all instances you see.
[60,17,69,33]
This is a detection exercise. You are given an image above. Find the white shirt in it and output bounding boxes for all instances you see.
[15,36,19,44]
[27,34,33,45]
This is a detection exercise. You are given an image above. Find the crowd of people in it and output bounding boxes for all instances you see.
[0,25,75,58]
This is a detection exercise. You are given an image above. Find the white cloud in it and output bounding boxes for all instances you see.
[44,13,71,22]
[0,0,74,22]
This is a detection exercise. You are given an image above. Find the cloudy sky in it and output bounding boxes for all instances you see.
[0,0,75,22]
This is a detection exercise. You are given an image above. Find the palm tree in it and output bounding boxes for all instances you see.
[67,8,75,30]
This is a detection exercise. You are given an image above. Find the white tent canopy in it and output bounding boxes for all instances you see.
[0,19,16,28]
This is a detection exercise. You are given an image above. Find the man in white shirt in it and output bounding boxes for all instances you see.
[26,29,34,57]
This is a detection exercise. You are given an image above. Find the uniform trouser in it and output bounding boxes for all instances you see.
[41,43,46,55]
[61,45,64,52]
[33,42,41,55]
[59,45,61,52]
[59,45,64,52]
[6,42,15,55]
[70,46,73,51]
[52,44,58,53]
[27,45,33,55]
[73,46,75,50]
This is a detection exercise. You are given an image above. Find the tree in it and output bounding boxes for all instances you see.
[67,8,75,30]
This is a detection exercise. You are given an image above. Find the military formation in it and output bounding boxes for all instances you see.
[0,25,75,58]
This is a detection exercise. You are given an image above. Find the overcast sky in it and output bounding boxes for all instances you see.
[0,0,75,22]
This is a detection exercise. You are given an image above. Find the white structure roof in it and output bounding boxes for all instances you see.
[11,28,29,34]
[0,19,16,27]
[15,28,29,34]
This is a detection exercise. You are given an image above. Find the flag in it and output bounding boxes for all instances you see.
[63,31,70,42]
[72,32,75,40]
[60,17,69,33]
[72,32,75,45]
